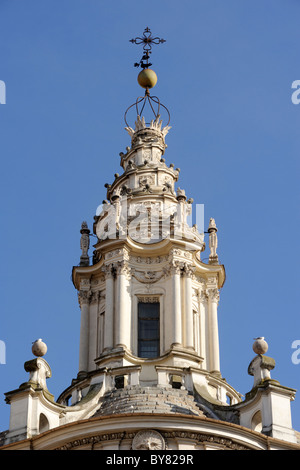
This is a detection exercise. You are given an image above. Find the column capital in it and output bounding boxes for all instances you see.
[169,260,183,275]
[199,289,208,303]
[206,287,220,304]
[90,290,102,305]
[101,263,115,280]
[115,260,131,278]
[183,263,195,278]
[78,289,91,306]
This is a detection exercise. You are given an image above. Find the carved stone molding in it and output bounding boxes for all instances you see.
[132,269,164,284]
[207,276,217,287]
[132,255,168,264]
[137,296,160,303]
[138,174,155,187]
[169,248,192,260]
[54,429,252,451]
[160,431,251,450]
[55,432,126,450]
[105,249,123,259]
[80,279,91,289]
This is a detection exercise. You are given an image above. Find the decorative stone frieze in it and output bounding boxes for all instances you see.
[137,296,160,303]
[131,270,164,284]
[53,429,252,451]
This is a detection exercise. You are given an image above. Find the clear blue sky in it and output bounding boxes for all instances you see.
[1,1,300,433]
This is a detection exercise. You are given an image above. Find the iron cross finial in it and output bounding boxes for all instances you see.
[129,27,166,69]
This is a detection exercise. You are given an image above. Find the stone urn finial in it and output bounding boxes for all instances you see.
[32,339,47,357]
[252,337,268,355]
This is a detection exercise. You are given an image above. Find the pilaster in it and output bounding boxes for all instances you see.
[115,260,131,350]
[206,287,220,375]
[170,261,182,347]
[78,289,91,373]
[102,264,115,352]
[183,264,194,350]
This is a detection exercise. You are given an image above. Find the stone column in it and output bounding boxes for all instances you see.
[78,290,90,373]
[184,265,194,350]
[103,264,114,351]
[171,262,182,347]
[199,290,208,369]
[207,288,220,374]
[116,261,130,349]
[88,291,100,371]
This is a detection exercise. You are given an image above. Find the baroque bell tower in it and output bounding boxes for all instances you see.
[73,28,231,398]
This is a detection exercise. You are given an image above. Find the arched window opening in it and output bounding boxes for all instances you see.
[251,410,263,432]
[39,413,49,434]
[226,394,232,405]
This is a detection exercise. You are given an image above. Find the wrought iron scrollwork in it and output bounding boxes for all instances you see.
[129,27,166,69]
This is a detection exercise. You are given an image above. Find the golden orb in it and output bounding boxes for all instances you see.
[137,68,158,89]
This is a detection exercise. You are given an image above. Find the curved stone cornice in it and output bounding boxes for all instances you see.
[72,237,225,290]
[5,412,297,450]
[95,343,203,369]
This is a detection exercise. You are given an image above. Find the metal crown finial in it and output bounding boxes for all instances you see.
[125,28,169,129]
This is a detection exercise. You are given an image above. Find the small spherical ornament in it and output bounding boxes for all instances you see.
[32,339,47,357]
[137,69,158,89]
[253,337,268,355]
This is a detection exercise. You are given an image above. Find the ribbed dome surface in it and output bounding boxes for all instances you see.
[94,385,205,417]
